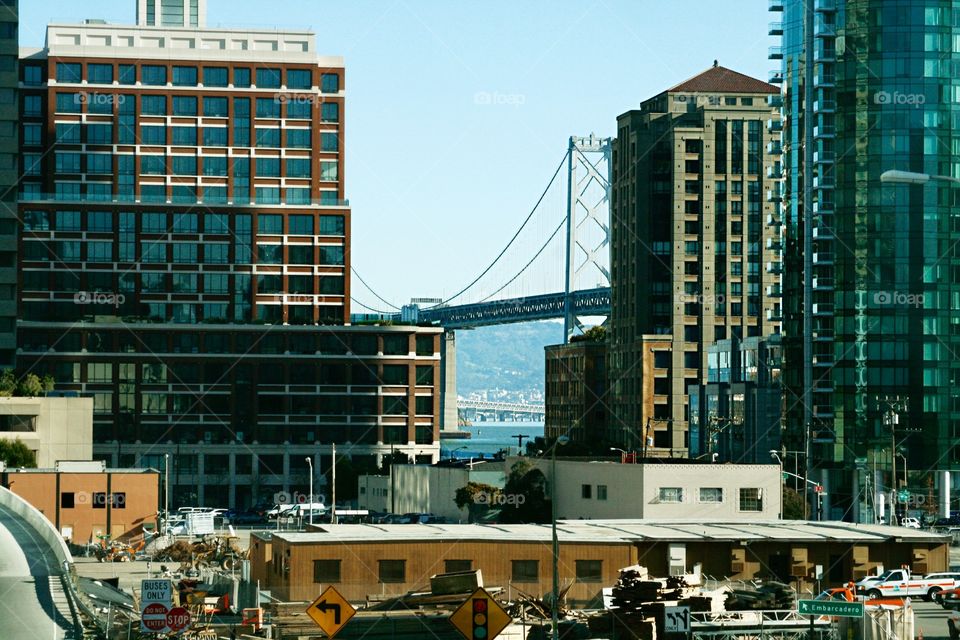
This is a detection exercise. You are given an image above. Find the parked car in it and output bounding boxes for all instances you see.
[901,517,921,529]
[227,511,266,526]
[856,568,960,600]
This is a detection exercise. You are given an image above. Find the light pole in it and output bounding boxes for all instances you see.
[880,169,960,186]
[305,457,314,527]
[331,443,337,525]
[550,433,570,640]
[163,453,169,535]
[609,447,627,464]
[770,451,784,520]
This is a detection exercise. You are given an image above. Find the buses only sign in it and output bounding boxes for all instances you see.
[141,579,177,633]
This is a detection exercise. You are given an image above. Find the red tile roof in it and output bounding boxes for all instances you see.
[668,64,778,94]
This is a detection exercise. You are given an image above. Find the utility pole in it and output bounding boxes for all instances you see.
[331,443,337,525]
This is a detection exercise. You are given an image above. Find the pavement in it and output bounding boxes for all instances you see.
[0,504,77,639]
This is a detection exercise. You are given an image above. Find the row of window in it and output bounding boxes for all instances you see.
[310,558,604,585]
[26,210,345,235]
[49,93,339,121]
[27,122,336,151]
[44,154,337,181]
[658,486,764,511]
[25,240,345,266]
[43,62,339,93]
[20,184,340,206]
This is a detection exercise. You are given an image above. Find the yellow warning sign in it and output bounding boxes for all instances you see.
[449,587,512,640]
[306,586,356,638]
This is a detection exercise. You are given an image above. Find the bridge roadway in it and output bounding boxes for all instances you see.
[0,503,76,639]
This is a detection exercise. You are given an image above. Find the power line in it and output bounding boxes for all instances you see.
[480,217,566,303]
[350,267,400,310]
[425,151,569,308]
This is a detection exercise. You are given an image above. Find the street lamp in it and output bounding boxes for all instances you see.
[609,447,627,463]
[163,453,169,536]
[305,457,314,527]
[770,451,783,520]
[550,433,570,640]
[880,169,960,186]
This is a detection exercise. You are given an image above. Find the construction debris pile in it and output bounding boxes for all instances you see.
[152,535,248,572]
[724,581,795,611]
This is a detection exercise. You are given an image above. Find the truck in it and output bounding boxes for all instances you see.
[855,568,960,600]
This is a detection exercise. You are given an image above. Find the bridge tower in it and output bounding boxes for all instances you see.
[564,134,613,342]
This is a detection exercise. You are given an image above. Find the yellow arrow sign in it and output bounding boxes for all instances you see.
[306,586,356,638]
[449,587,512,640]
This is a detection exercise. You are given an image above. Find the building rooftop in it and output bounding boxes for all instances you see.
[264,520,948,545]
[667,63,778,95]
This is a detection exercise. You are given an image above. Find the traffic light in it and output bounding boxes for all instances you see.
[472,597,488,639]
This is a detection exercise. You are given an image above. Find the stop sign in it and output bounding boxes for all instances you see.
[142,602,169,631]
[166,606,191,633]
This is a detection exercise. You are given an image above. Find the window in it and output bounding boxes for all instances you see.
[256,68,282,89]
[171,156,197,176]
[203,128,228,146]
[256,127,280,147]
[445,560,472,573]
[511,560,539,582]
[378,560,405,583]
[321,73,339,93]
[172,96,197,116]
[287,100,311,119]
[142,65,167,86]
[313,559,341,583]
[203,96,228,117]
[24,123,42,145]
[287,69,312,89]
[118,64,136,85]
[321,132,339,152]
[203,66,228,87]
[88,63,113,84]
[56,93,81,113]
[258,214,283,234]
[658,487,683,503]
[256,97,280,119]
[141,95,166,116]
[286,158,311,178]
[203,156,227,176]
[87,123,113,144]
[320,161,338,182]
[286,129,310,148]
[56,62,81,83]
[581,484,592,499]
[321,102,339,122]
[288,215,313,235]
[597,485,608,500]
[60,492,75,509]
[171,127,196,145]
[699,487,723,503]
[24,65,43,86]
[255,158,280,177]
[575,560,602,583]
[739,488,763,512]
[172,66,197,86]
[234,67,251,88]
[141,126,166,145]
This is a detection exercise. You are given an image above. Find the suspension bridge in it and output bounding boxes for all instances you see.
[350,134,614,428]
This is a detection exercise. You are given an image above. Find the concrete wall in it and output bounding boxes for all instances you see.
[357,475,390,513]
[519,458,781,520]
[385,465,508,522]
[2,470,159,542]
[0,397,93,468]
[0,485,72,566]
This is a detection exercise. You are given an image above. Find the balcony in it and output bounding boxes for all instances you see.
[813,99,836,113]
[767,118,783,132]
[812,227,832,240]
[767,190,783,204]
[766,141,782,155]
[812,353,835,366]
[813,406,835,419]
[767,308,783,322]
[813,199,834,215]
[766,285,782,297]
[812,276,834,290]
[813,328,834,341]
[812,303,833,316]
[815,0,836,12]
[766,261,783,274]
[768,94,783,108]
[814,42,836,63]
[813,174,835,189]
[768,46,783,60]
[766,212,783,226]
[769,21,783,36]
[813,149,835,164]
[813,70,835,88]
[814,17,837,37]
[813,252,834,265]
[813,124,835,139]
[769,0,784,10]
[813,379,834,392]
[769,70,784,84]
[767,165,783,180]
[766,237,782,251]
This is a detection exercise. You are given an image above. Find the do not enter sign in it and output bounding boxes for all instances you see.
[166,607,191,632]
[142,602,169,631]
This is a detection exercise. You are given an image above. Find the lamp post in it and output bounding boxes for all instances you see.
[163,453,169,535]
[305,457,314,527]
[770,451,784,520]
[550,433,570,640]
[609,447,627,464]
[331,443,337,525]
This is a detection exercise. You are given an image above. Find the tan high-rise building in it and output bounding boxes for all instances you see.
[609,64,783,455]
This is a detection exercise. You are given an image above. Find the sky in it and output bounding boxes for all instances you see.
[20,0,774,313]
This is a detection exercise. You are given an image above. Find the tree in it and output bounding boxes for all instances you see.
[454,481,502,523]
[0,370,15,397]
[16,374,44,398]
[570,325,606,343]
[499,461,551,524]
[783,486,809,520]
[0,439,37,468]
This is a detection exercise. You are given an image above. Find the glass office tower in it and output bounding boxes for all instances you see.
[774,0,959,520]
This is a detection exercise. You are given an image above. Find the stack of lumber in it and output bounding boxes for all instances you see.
[724,581,795,610]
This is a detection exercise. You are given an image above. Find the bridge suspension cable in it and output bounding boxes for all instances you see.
[350,296,395,315]
[350,266,401,310]
[480,217,566,303]
[424,151,569,309]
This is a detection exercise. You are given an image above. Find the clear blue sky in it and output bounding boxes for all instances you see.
[20,1,774,312]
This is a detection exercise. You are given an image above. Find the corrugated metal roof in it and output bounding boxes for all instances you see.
[274,520,948,545]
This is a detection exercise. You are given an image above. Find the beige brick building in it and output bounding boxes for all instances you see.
[610,64,783,454]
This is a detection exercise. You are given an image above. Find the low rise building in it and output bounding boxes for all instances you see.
[2,462,159,542]
[517,457,781,520]
[250,520,949,604]
[0,395,93,467]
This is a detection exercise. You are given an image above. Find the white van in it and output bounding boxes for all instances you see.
[284,503,327,520]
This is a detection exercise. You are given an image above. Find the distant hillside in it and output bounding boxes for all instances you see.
[455,321,564,398]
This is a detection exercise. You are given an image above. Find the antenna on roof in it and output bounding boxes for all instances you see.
[713,59,719,68]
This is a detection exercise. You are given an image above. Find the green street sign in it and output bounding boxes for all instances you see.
[798,600,863,618]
